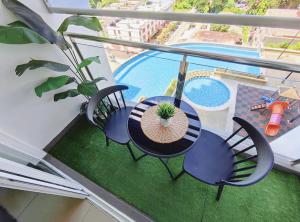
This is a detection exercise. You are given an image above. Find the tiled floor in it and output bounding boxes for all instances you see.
[234,84,300,142]
[0,188,117,222]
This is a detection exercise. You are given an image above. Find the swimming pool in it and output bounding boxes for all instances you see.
[114,43,260,102]
[183,77,231,110]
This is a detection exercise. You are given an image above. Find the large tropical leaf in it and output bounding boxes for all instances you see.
[0,25,48,44]
[16,60,70,76]
[35,75,75,97]
[54,89,79,102]
[77,56,100,71]
[2,0,67,49]
[58,16,102,33]
[77,81,97,97]
[77,77,106,96]
[8,20,29,28]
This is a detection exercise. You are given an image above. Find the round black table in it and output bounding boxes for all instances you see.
[127,96,201,179]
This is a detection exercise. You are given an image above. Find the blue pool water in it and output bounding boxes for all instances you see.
[184,77,230,107]
[114,43,260,102]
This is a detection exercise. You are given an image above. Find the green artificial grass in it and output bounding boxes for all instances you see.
[50,118,300,222]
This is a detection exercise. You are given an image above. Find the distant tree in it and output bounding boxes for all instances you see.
[242,26,250,44]
[266,41,300,50]
[175,0,300,15]
[225,0,235,8]
[89,0,118,8]
[209,0,228,13]
[89,0,101,8]
[193,0,210,13]
[100,0,118,7]
[222,6,245,14]
[210,24,230,32]
[246,0,272,15]
[194,0,229,13]
[173,0,193,11]
[174,0,210,12]
[156,22,178,44]
[175,0,232,13]
[245,0,300,15]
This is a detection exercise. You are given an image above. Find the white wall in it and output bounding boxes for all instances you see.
[0,0,112,159]
[74,39,115,89]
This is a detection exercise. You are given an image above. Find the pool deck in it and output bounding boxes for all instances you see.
[184,75,237,133]
[106,42,300,173]
[184,72,232,112]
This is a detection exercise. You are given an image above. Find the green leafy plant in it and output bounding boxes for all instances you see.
[156,103,175,120]
[210,24,230,32]
[246,0,272,15]
[89,0,101,8]
[174,0,229,14]
[156,22,178,44]
[222,6,245,14]
[266,41,300,51]
[242,26,250,44]
[0,0,106,104]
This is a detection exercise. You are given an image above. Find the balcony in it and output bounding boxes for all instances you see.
[48,116,300,222]
[1,1,300,222]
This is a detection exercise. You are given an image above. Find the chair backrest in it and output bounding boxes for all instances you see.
[223,117,274,187]
[86,85,129,130]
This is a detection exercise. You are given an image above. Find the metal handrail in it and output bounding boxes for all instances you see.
[67,33,300,73]
[47,6,300,30]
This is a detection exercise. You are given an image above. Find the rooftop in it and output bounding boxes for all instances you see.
[109,19,147,29]
[266,8,300,17]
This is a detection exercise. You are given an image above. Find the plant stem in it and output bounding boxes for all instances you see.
[68,66,83,82]
[70,68,83,82]
[62,35,87,81]
[60,48,85,82]
[63,35,80,67]
[69,41,80,65]
[69,45,87,81]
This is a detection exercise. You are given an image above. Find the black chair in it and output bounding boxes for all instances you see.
[175,117,274,201]
[86,85,144,161]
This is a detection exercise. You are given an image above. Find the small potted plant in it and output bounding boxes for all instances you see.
[156,102,175,127]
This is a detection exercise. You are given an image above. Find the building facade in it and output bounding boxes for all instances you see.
[106,0,173,42]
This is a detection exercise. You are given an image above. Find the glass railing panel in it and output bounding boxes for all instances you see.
[179,61,300,138]
[108,46,182,102]
[70,24,300,142]
[88,17,300,69]
[107,45,300,137]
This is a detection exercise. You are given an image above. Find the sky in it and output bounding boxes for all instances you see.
[48,0,175,8]
[48,0,89,8]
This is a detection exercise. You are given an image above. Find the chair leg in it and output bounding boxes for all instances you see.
[126,143,148,162]
[105,136,109,147]
[159,158,175,180]
[136,153,148,161]
[216,185,224,201]
[126,143,137,161]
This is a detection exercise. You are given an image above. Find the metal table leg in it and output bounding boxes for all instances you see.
[159,158,175,180]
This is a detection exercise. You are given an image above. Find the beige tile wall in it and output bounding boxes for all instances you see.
[0,188,117,222]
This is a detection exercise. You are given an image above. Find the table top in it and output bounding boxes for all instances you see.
[127,96,201,158]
